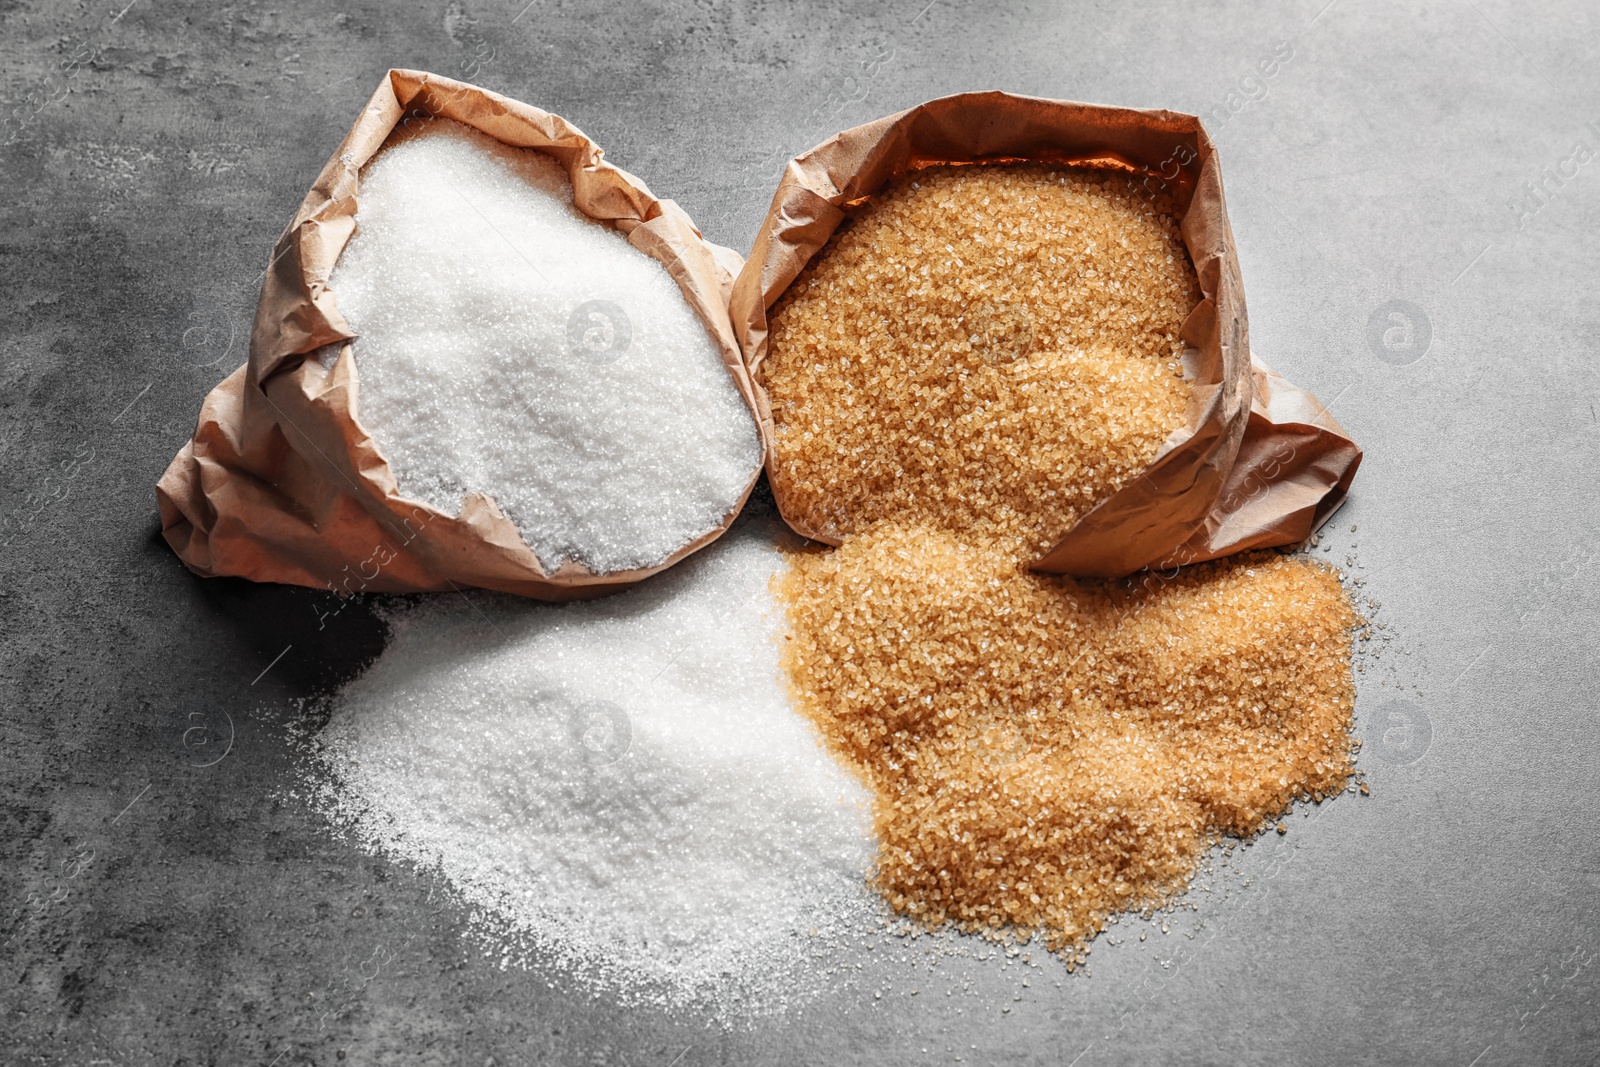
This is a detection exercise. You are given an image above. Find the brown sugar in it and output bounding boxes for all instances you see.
[776,526,1358,960]
[768,162,1358,963]
[764,163,1200,559]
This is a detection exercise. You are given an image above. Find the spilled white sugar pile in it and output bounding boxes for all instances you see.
[310,514,876,1014]
[329,119,761,575]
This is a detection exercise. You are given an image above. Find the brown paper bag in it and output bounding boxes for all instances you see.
[729,90,1360,579]
[157,70,763,600]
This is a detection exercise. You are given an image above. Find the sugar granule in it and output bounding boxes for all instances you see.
[764,163,1200,559]
[330,118,761,575]
[311,514,874,1014]
[777,528,1358,964]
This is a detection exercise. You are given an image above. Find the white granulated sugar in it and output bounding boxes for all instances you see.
[310,514,876,1016]
[329,118,761,575]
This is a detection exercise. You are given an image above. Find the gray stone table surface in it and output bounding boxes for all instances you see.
[2,0,1597,1064]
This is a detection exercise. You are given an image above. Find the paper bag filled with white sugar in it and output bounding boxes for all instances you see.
[158,71,763,600]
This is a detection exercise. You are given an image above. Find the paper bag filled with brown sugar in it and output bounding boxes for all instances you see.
[158,70,764,600]
[730,90,1360,577]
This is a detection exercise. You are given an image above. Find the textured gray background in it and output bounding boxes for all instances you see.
[3,0,1598,1063]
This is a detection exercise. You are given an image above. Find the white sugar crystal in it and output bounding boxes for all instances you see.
[311,513,875,1015]
[329,119,761,575]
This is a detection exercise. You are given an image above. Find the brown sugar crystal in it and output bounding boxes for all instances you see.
[764,163,1201,560]
[777,526,1357,961]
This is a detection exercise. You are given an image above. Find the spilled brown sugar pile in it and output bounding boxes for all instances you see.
[765,163,1199,557]
[767,164,1359,964]
[778,529,1357,961]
